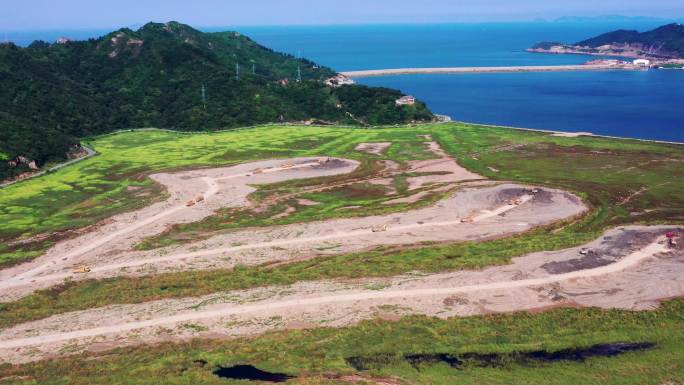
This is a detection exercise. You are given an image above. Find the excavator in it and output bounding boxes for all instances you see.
[72,265,91,274]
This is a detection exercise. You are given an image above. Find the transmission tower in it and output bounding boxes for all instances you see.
[296,65,302,82]
[235,63,240,81]
[201,84,206,110]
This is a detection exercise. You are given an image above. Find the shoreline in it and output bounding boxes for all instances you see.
[452,120,684,146]
[341,64,641,78]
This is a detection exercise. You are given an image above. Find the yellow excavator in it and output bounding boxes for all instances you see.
[72,266,91,274]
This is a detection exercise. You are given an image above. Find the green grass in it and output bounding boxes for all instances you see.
[0,122,682,328]
[2,299,683,384]
[0,123,683,383]
[0,125,437,265]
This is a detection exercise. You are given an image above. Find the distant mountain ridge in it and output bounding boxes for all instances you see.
[0,22,432,181]
[529,23,684,59]
[576,23,684,56]
[553,15,682,24]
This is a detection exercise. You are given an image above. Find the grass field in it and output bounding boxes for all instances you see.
[0,123,683,383]
[1,299,683,384]
[1,123,683,326]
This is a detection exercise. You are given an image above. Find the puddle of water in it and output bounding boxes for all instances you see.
[213,365,294,382]
[346,342,655,371]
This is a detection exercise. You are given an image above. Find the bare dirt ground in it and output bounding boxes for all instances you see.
[355,142,392,155]
[0,182,585,300]
[0,158,359,296]
[0,226,680,363]
[0,138,497,300]
[4,138,678,364]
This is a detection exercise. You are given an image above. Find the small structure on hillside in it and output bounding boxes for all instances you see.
[7,156,38,170]
[633,59,651,67]
[325,74,355,87]
[395,95,416,106]
[56,37,71,44]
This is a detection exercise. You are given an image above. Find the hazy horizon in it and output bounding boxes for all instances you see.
[2,0,683,31]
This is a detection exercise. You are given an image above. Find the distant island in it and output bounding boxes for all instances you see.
[0,22,433,183]
[528,23,684,60]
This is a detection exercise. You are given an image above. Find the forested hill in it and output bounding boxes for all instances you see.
[0,22,433,180]
[576,23,684,57]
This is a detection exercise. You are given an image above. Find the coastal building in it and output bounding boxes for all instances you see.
[395,95,416,106]
[324,74,355,87]
[633,59,651,67]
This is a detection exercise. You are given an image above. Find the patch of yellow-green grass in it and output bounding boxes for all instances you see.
[0,125,440,265]
[2,299,683,384]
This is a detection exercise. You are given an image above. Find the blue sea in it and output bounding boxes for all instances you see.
[6,22,684,142]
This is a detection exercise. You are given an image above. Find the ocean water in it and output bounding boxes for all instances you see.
[237,23,684,142]
[6,22,684,142]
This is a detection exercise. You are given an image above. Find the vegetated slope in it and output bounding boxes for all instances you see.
[0,21,432,180]
[531,23,684,58]
[575,23,684,57]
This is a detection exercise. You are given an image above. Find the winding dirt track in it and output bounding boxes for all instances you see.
[0,159,356,294]
[2,140,680,363]
[0,237,670,349]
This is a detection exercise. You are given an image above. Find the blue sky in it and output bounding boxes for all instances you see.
[2,0,684,30]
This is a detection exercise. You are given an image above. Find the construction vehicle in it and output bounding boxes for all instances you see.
[253,168,265,174]
[666,231,678,248]
[72,266,91,274]
[186,200,196,207]
[579,248,595,256]
[372,224,388,233]
[281,162,295,169]
[461,217,475,223]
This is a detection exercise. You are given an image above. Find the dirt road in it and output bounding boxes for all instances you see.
[0,231,675,351]
[0,158,358,292]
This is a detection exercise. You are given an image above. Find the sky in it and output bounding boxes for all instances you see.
[1,0,684,30]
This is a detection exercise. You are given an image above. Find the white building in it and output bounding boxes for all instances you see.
[325,74,355,88]
[633,59,651,67]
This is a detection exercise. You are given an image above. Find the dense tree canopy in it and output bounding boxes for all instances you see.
[0,22,433,180]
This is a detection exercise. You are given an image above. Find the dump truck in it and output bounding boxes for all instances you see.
[72,266,91,274]
[372,224,388,233]
[460,217,475,223]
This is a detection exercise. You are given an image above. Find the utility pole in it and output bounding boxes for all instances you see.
[252,63,256,75]
[235,63,240,81]
[201,84,206,110]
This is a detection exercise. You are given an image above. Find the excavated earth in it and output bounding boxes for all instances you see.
[0,139,681,364]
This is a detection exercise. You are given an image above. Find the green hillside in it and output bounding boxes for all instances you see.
[0,22,432,180]
[576,23,684,56]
